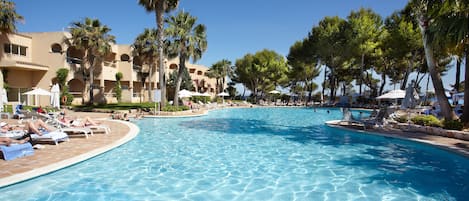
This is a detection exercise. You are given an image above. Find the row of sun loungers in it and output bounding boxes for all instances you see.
[0,113,112,160]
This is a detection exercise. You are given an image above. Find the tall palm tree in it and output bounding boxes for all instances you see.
[408,0,457,120]
[138,0,179,108]
[165,11,207,106]
[132,28,158,102]
[67,17,116,105]
[0,0,23,92]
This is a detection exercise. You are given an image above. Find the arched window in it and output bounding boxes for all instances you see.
[51,43,63,53]
[120,54,130,62]
[169,64,178,70]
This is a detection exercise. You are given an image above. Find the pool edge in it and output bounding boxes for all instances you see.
[0,120,139,188]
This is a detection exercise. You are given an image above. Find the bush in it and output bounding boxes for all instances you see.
[442,119,463,131]
[162,105,189,112]
[411,115,443,127]
[395,116,408,123]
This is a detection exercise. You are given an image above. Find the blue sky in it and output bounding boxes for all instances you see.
[13,0,459,92]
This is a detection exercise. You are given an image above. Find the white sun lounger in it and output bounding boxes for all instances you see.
[30,130,69,145]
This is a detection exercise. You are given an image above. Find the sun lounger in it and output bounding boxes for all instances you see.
[0,143,34,160]
[0,130,27,139]
[30,130,69,145]
[85,125,111,134]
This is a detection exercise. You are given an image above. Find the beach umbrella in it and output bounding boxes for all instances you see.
[23,88,51,106]
[200,92,211,97]
[217,92,229,97]
[376,89,405,100]
[217,92,229,105]
[178,89,193,98]
[50,83,61,109]
[191,91,203,96]
[0,88,7,112]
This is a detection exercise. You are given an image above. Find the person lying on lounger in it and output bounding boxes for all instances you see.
[25,119,54,136]
[0,136,30,146]
[59,116,99,127]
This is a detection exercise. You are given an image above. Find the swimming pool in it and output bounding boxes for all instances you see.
[1,107,468,200]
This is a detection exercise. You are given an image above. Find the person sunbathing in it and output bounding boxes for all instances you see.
[25,119,54,136]
[60,116,99,127]
[0,122,25,133]
[0,136,30,146]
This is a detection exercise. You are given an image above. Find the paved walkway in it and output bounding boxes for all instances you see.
[0,111,139,187]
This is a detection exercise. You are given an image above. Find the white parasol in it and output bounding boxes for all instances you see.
[23,88,51,106]
[50,83,61,109]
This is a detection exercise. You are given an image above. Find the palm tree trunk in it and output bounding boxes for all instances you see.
[461,52,469,126]
[359,53,364,96]
[420,21,457,120]
[148,62,153,102]
[173,56,186,106]
[454,57,461,91]
[156,3,166,108]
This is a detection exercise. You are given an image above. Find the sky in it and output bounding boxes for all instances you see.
[12,0,460,93]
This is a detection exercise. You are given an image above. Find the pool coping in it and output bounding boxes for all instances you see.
[326,121,469,158]
[0,120,140,188]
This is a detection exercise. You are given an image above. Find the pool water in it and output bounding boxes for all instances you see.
[1,107,468,200]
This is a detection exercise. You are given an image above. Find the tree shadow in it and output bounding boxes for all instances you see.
[178,117,469,200]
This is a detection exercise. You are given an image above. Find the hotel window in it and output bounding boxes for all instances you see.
[11,44,19,54]
[189,68,196,73]
[20,46,27,56]
[3,43,27,56]
[3,44,11,53]
[197,70,203,75]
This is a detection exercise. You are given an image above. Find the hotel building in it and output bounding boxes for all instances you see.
[0,31,218,106]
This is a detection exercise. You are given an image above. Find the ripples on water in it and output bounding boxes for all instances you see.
[0,107,467,201]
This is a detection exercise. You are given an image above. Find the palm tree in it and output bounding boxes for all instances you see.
[165,11,207,106]
[67,17,116,105]
[138,0,179,108]
[0,0,23,92]
[132,28,158,102]
[408,0,457,120]
[208,59,232,94]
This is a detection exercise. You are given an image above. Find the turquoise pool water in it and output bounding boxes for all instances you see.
[1,107,468,200]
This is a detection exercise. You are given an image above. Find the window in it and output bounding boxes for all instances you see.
[20,46,27,56]
[189,68,196,73]
[3,44,11,53]
[11,44,19,54]
[197,71,203,75]
[51,43,62,53]
[3,43,28,56]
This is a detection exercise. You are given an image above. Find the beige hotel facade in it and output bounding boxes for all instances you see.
[0,31,218,106]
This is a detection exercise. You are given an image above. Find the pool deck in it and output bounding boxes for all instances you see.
[1,106,469,188]
[326,120,469,158]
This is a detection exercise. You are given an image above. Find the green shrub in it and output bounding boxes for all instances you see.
[442,119,463,131]
[395,116,408,123]
[411,115,442,127]
[162,105,189,112]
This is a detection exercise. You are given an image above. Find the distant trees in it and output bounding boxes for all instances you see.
[233,49,288,103]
